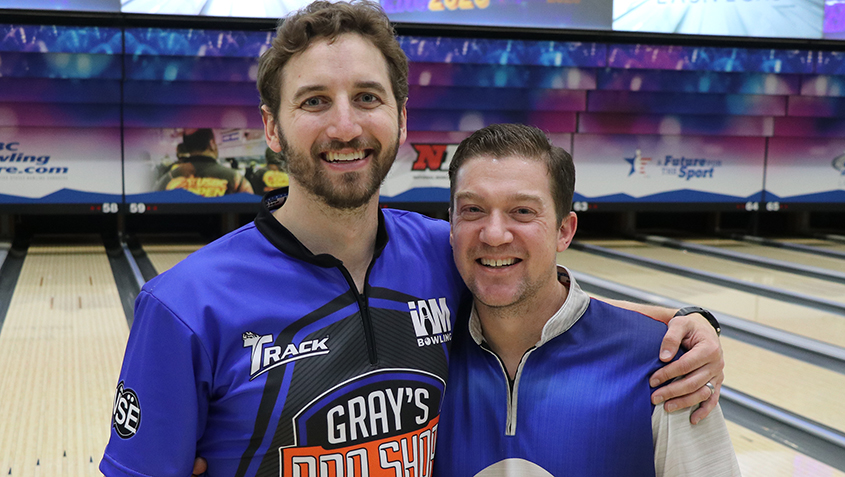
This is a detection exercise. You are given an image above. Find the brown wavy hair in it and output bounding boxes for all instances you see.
[257,0,409,120]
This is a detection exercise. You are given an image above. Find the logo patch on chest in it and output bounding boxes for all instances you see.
[243,331,330,380]
[407,298,452,347]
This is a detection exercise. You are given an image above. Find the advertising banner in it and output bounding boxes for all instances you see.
[124,128,278,204]
[382,131,572,203]
[765,137,845,203]
[0,127,122,204]
[572,134,765,203]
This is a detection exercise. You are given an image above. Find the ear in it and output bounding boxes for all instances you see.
[556,212,578,253]
[448,207,454,247]
[398,99,408,146]
[261,105,283,153]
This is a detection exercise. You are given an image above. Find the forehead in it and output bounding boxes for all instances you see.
[454,156,552,200]
[279,33,393,98]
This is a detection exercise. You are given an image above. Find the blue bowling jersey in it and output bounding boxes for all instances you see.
[434,268,739,477]
[101,197,470,477]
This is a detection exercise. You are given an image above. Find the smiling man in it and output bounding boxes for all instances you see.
[100,2,725,476]
[436,123,740,477]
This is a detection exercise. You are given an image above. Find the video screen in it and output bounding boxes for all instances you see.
[124,128,277,206]
[0,0,119,12]
[613,0,825,39]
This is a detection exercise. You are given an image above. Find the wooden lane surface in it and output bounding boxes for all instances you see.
[781,238,845,255]
[590,290,845,477]
[141,243,203,275]
[581,239,845,305]
[726,421,845,477]
[0,244,128,477]
[560,248,845,348]
[686,238,845,273]
[563,249,845,434]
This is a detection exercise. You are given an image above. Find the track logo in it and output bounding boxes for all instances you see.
[243,331,331,380]
[407,298,452,347]
[624,149,722,180]
[112,381,141,439]
[410,144,459,171]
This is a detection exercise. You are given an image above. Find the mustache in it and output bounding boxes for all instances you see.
[468,245,520,257]
[311,138,380,156]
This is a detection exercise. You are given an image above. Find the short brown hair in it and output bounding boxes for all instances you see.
[257,0,409,119]
[449,123,576,223]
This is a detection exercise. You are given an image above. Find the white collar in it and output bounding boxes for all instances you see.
[468,265,591,348]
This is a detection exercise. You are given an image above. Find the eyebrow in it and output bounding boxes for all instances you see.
[455,190,544,204]
[291,81,390,103]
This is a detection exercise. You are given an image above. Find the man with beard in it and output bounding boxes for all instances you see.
[100,2,724,476]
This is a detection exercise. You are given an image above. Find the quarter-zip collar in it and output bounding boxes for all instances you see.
[254,187,389,268]
[468,265,591,348]
[469,265,592,436]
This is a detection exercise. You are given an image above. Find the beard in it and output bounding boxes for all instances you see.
[278,125,399,210]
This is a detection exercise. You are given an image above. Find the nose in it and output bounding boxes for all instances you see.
[479,211,513,247]
[326,99,363,142]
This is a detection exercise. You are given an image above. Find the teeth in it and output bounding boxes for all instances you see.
[480,258,516,268]
[326,151,366,162]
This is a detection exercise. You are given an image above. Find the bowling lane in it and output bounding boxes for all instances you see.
[142,243,204,275]
[719,337,845,434]
[726,421,845,477]
[0,241,128,477]
[560,248,845,348]
[579,239,845,305]
[592,303,845,434]
[781,238,845,255]
[561,249,845,433]
[685,238,845,273]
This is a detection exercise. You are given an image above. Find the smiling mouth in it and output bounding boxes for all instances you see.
[323,150,370,163]
[478,258,520,268]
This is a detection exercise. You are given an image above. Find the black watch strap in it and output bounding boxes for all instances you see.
[674,306,721,336]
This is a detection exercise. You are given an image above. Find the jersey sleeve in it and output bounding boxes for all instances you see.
[100,290,212,477]
[652,402,741,477]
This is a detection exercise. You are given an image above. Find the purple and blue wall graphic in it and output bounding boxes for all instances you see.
[607,45,814,74]
[400,37,606,67]
[2,22,845,209]
[597,70,800,96]
[578,114,774,137]
[825,0,845,39]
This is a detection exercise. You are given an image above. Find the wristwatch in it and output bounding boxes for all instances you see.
[674,306,721,336]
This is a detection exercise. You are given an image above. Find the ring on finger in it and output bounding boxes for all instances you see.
[705,381,715,397]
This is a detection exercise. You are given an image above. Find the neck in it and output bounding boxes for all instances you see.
[476,276,568,379]
[273,182,380,293]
